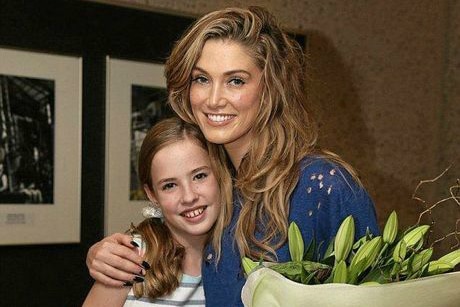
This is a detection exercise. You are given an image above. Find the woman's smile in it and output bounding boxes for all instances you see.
[206,113,236,124]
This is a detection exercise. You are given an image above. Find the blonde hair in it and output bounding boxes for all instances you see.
[132,117,231,298]
[166,7,358,261]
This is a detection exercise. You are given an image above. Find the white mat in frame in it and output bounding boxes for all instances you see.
[0,47,81,245]
[105,57,167,235]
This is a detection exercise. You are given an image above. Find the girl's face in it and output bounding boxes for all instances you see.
[144,138,220,247]
[189,39,263,162]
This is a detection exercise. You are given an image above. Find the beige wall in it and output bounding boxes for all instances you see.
[89,0,459,251]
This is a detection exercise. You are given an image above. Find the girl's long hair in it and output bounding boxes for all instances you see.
[166,7,358,261]
[132,117,231,298]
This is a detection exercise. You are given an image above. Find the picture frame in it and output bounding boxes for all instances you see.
[105,57,173,235]
[0,47,82,245]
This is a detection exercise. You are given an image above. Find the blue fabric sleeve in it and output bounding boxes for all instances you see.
[285,157,380,259]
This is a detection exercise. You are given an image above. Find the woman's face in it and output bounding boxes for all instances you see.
[189,39,263,161]
[144,138,220,247]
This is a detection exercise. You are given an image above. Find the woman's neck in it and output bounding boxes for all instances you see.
[224,138,251,170]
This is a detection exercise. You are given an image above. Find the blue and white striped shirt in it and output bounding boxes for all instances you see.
[123,274,205,307]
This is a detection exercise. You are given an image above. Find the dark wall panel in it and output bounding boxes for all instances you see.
[0,2,306,306]
[0,1,193,306]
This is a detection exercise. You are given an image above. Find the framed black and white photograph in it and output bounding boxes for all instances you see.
[106,57,173,235]
[0,47,81,245]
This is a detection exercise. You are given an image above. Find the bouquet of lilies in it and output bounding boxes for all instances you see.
[241,173,460,307]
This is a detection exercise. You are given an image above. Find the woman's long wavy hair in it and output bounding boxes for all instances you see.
[165,7,358,261]
[132,117,232,298]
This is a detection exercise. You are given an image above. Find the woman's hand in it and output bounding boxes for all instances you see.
[86,233,148,287]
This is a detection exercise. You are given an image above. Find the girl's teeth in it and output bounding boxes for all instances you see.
[208,114,233,122]
[184,207,204,218]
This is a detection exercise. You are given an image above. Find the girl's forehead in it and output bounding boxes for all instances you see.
[155,138,206,159]
[150,139,211,180]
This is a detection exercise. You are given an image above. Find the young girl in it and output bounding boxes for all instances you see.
[83,117,231,306]
[87,7,379,306]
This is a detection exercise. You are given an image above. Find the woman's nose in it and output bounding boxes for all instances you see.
[207,84,226,108]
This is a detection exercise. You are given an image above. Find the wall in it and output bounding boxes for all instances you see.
[1,0,458,305]
[0,1,193,306]
[91,0,460,248]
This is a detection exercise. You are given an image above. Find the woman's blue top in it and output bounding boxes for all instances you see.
[202,157,380,306]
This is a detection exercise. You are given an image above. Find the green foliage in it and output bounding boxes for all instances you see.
[241,212,460,285]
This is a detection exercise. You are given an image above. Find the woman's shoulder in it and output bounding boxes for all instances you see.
[298,156,361,195]
[290,155,372,220]
[290,155,379,238]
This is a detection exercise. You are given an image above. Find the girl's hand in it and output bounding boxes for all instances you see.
[86,233,148,287]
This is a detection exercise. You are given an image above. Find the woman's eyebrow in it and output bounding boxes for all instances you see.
[193,66,250,77]
[223,69,250,76]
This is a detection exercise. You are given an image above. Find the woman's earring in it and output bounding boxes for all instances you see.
[142,202,163,219]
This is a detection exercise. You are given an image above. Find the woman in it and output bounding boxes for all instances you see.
[83,117,231,306]
[86,7,379,306]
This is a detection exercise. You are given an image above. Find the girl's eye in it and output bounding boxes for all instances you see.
[229,78,245,86]
[162,183,176,191]
[194,172,208,181]
[191,76,208,84]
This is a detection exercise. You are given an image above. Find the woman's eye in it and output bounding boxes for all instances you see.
[194,172,208,180]
[162,183,176,190]
[191,76,208,84]
[229,78,245,86]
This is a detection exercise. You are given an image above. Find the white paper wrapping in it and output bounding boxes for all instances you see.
[242,268,460,307]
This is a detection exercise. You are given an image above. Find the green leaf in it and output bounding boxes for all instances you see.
[424,260,454,276]
[288,222,304,262]
[361,264,392,284]
[406,269,424,280]
[348,258,367,284]
[409,248,433,274]
[304,237,316,261]
[241,257,258,275]
[411,237,425,253]
[300,263,308,283]
[302,271,318,284]
[301,260,330,271]
[390,262,402,280]
[353,235,369,251]
[323,237,335,260]
[273,260,331,284]
[270,261,302,275]
[324,270,334,284]
[437,249,460,267]
[365,227,374,240]
[321,254,336,267]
